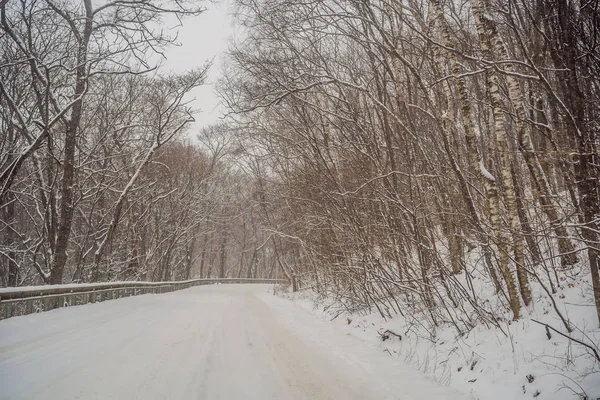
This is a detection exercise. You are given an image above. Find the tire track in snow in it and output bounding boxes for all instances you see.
[0,285,471,400]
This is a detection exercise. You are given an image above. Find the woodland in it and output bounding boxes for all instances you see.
[1,0,599,337]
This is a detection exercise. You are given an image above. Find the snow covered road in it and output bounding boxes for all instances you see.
[0,285,469,399]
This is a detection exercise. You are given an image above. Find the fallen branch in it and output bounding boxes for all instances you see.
[378,329,403,341]
[531,319,600,363]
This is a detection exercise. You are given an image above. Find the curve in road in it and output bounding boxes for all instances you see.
[0,284,470,399]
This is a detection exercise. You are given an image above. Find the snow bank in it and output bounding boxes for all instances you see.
[281,271,600,400]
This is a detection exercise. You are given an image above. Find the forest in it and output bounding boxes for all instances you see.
[1,0,599,335]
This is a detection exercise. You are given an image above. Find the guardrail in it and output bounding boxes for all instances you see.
[0,278,288,320]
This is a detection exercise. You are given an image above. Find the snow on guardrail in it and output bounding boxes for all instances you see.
[0,278,288,320]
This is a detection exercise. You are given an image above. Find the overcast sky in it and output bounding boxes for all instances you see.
[161,0,233,136]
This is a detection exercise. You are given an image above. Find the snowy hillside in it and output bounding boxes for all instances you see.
[280,268,600,400]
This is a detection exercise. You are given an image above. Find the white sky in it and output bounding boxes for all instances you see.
[161,0,233,135]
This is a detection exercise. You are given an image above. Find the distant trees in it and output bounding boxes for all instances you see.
[0,0,279,286]
[220,0,600,326]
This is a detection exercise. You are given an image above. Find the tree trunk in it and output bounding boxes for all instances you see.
[199,234,208,278]
[219,231,228,278]
[432,0,521,318]
[48,0,93,284]
[2,193,18,286]
[184,236,196,280]
[472,0,578,267]
[546,0,600,325]
[511,162,542,265]
[486,70,532,306]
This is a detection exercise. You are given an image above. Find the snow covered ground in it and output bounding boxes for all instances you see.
[0,284,470,399]
[282,273,600,400]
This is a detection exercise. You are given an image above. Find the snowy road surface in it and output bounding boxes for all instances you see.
[0,285,469,399]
